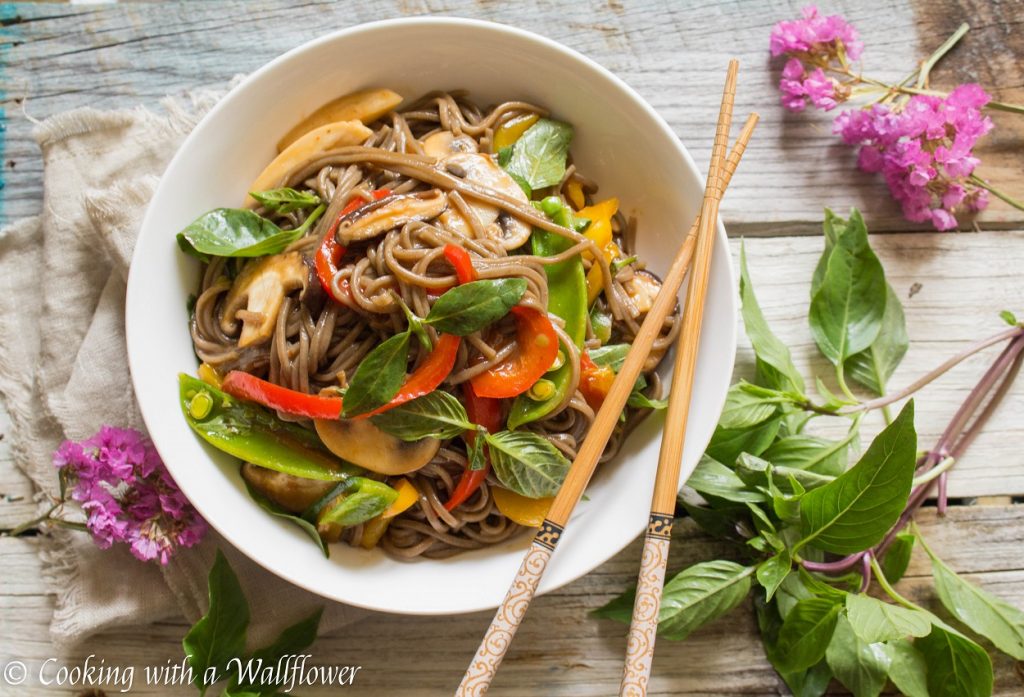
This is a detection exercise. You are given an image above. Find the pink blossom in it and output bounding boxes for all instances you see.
[53,426,206,564]
[770,5,864,61]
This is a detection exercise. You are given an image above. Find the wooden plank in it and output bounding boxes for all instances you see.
[2,0,1022,233]
[0,408,39,528]
[2,505,1023,695]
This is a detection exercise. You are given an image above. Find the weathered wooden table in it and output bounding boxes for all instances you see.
[2,1,1022,694]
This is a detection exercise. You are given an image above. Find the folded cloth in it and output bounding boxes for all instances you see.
[0,87,368,649]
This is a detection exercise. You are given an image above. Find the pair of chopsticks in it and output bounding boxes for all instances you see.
[456,60,756,697]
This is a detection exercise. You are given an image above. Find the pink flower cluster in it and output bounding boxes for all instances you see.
[771,6,862,112]
[53,426,206,564]
[834,86,992,230]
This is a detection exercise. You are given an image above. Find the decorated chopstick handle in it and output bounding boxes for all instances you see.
[619,513,675,697]
[456,521,563,696]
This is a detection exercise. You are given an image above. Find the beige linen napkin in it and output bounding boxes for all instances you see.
[0,88,367,648]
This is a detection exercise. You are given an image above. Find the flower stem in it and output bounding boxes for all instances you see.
[970,174,1024,212]
[833,67,1024,114]
[1,502,60,537]
[916,23,970,89]
[912,456,955,488]
[869,554,924,611]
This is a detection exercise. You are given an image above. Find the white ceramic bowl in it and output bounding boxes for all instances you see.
[127,17,736,614]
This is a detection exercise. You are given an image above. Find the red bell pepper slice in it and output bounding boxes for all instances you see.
[579,351,616,411]
[444,383,502,511]
[443,243,478,284]
[315,188,390,301]
[469,307,560,399]
[220,371,343,420]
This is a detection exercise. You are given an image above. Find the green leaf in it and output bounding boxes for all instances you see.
[808,209,887,366]
[502,118,574,191]
[425,278,527,335]
[626,390,668,410]
[811,208,846,294]
[772,597,843,673]
[825,615,890,697]
[591,587,637,624]
[678,499,747,540]
[846,283,908,395]
[658,561,755,641]
[316,477,397,528]
[999,309,1018,326]
[243,480,328,558]
[183,551,250,694]
[588,343,629,370]
[233,609,322,694]
[706,415,782,466]
[924,535,1024,659]
[845,594,931,644]
[467,429,488,471]
[756,552,792,601]
[762,434,850,477]
[883,639,930,697]
[249,187,321,214]
[686,455,768,503]
[342,331,411,417]
[798,401,916,554]
[177,206,324,261]
[755,597,832,697]
[371,391,473,441]
[880,532,915,583]
[736,452,834,493]
[916,624,993,697]
[717,383,780,429]
[740,242,805,394]
[485,430,570,498]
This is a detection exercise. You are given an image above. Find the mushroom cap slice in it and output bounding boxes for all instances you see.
[437,153,532,249]
[421,131,479,158]
[221,251,308,348]
[336,190,448,245]
[314,417,440,476]
[277,88,402,152]
[241,462,335,514]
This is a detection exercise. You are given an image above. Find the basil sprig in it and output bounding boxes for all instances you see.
[500,117,574,195]
[424,278,527,335]
[342,332,411,418]
[177,204,325,262]
[249,186,321,214]
[370,391,475,441]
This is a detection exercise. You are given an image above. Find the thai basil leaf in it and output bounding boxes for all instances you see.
[177,205,324,261]
[626,390,668,410]
[705,415,782,466]
[825,615,890,697]
[316,478,397,527]
[924,535,1024,659]
[798,401,916,554]
[915,624,993,697]
[756,552,792,601]
[811,208,847,294]
[686,455,768,503]
[883,640,929,697]
[467,430,488,471]
[808,208,887,366]
[342,331,411,417]
[485,430,570,498]
[371,390,473,441]
[845,593,931,644]
[736,452,834,493]
[249,187,321,214]
[772,596,843,673]
[503,118,574,192]
[1000,309,1018,326]
[425,278,527,335]
[762,433,851,477]
[183,551,251,694]
[846,283,908,395]
[243,480,328,558]
[755,598,833,697]
[717,382,780,429]
[740,242,805,394]
[679,498,748,540]
[588,343,629,370]
[232,609,322,695]
[880,532,915,583]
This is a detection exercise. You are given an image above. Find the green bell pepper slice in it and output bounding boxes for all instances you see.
[314,478,399,528]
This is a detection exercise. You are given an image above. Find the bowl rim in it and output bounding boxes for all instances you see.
[126,15,737,614]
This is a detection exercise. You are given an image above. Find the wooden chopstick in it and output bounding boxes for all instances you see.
[455,60,746,697]
[618,99,758,697]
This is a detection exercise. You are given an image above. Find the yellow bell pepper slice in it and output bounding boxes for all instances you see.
[492,487,554,528]
[576,198,618,260]
[586,241,622,305]
[358,478,419,550]
[565,179,585,210]
[493,113,539,151]
[197,362,222,389]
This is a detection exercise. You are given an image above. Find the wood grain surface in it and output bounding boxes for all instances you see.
[2,1,1023,695]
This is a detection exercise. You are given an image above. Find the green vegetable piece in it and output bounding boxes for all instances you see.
[772,597,843,673]
[589,305,613,344]
[316,478,398,528]
[1000,309,1019,326]
[183,550,250,694]
[370,390,474,441]
[846,282,908,396]
[845,593,931,644]
[705,415,782,466]
[756,552,792,601]
[424,278,527,336]
[243,479,328,558]
[755,597,834,697]
[178,374,358,482]
[808,208,887,366]
[189,390,213,420]
[916,624,993,697]
[798,401,916,554]
[231,608,322,694]
[922,531,1024,659]
[740,242,806,394]
[824,615,890,697]
[883,640,930,697]
[762,434,851,477]
[485,430,570,498]
[176,205,324,262]
[879,532,915,583]
[249,187,321,214]
[342,331,411,417]
[503,118,574,192]
[686,454,768,503]
[717,382,781,430]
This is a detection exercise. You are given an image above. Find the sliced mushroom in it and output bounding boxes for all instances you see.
[623,269,663,316]
[220,251,307,348]
[314,417,440,475]
[241,463,335,514]
[336,190,448,244]
[421,131,479,158]
[436,153,532,249]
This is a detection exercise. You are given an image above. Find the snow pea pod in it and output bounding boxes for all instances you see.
[507,197,587,428]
